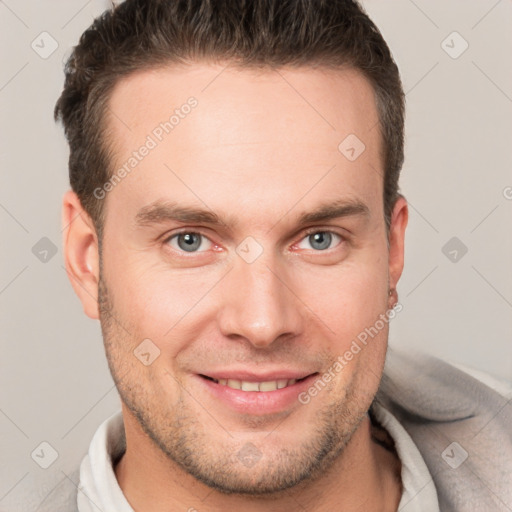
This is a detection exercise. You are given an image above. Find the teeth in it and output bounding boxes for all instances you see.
[227,379,241,390]
[259,381,278,392]
[214,378,299,392]
[241,381,260,392]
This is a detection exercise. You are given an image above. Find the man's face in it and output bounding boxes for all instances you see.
[92,63,405,494]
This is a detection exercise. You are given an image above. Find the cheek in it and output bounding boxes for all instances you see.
[105,253,225,352]
[293,255,389,347]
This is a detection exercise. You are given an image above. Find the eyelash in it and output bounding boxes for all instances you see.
[163,228,346,256]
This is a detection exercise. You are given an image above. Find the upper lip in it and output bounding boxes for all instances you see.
[199,370,318,382]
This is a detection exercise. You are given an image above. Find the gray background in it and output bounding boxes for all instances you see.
[1,0,511,508]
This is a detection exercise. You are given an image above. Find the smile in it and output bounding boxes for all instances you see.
[200,375,312,392]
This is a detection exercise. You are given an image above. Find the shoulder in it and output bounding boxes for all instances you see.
[375,347,512,510]
[36,467,81,512]
[377,347,512,421]
[0,466,81,512]
[447,359,512,398]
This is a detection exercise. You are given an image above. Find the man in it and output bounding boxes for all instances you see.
[48,0,511,510]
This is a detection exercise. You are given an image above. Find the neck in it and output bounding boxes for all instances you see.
[114,405,402,512]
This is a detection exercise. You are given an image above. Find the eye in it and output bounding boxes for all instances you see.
[296,231,343,251]
[166,232,213,253]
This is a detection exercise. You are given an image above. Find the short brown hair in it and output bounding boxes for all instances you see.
[54,0,405,243]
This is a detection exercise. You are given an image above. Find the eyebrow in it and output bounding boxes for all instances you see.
[134,198,370,229]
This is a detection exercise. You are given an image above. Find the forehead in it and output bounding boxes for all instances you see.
[103,63,383,226]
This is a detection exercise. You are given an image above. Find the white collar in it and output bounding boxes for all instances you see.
[370,401,440,511]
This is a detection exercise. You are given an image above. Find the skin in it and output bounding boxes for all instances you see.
[62,63,408,511]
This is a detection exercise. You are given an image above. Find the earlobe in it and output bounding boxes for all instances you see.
[387,195,408,307]
[62,190,101,320]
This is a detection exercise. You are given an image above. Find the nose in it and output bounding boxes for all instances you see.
[217,253,304,349]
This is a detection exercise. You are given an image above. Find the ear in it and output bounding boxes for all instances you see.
[62,190,100,319]
[387,195,408,308]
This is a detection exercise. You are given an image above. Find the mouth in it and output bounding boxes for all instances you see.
[198,373,318,392]
[194,370,321,415]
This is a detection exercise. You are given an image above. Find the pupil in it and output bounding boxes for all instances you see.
[310,232,331,250]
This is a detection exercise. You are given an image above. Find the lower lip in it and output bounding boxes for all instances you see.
[195,374,319,415]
